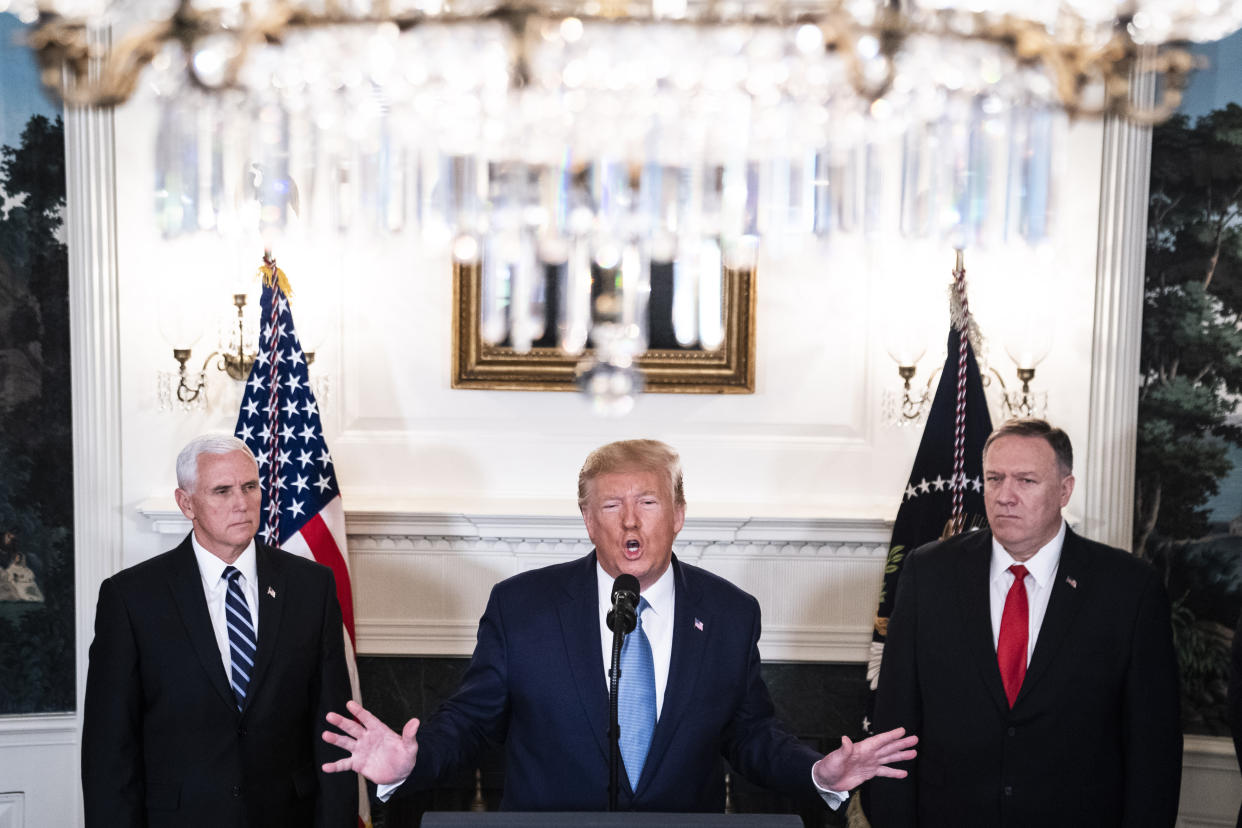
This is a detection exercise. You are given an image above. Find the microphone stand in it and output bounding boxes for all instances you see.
[605,575,638,812]
[608,623,626,812]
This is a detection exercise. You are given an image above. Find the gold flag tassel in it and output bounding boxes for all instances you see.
[259,250,294,299]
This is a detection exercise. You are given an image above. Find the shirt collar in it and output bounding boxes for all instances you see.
[595,557,675,616]
[990,520,1065,588]
[191,532,258,587]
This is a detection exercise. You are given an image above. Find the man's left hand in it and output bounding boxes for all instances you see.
[812,727,918,792]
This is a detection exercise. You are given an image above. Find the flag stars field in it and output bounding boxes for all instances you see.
[902,476,985,502]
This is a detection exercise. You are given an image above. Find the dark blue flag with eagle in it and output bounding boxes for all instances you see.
[865,261,994,724]
[852,261,993,828]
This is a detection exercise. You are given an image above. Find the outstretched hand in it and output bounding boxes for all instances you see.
[322,699,421,785]
[812,727,918,792]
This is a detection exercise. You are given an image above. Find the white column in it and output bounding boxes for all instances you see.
[1083,66,1155,551]
[66,25,124,828]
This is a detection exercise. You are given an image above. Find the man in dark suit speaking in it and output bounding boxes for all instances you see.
[82,434,357,827]
[323,439,917,811]
[869,418,1182,827]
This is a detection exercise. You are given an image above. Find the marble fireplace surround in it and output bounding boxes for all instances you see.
[139,509,892,663]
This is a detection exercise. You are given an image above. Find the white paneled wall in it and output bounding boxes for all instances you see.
[0,717,78,827]
[0,42,1232,828]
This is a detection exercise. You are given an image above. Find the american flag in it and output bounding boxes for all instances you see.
[233,256,370,827]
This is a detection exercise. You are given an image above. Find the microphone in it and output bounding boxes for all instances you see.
[606,574,639,635]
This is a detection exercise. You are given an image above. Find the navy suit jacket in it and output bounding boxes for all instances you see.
[400,551,822,811]
[869,527,1182,828]
[82,536,357,828]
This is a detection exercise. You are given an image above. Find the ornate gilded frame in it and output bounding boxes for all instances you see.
[451,262,756,393]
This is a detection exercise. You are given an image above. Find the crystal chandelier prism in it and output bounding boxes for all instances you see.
[21,0,1242,404]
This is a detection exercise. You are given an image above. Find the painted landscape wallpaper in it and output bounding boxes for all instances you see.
[1141,30,1242,736]
[0,12,73,714]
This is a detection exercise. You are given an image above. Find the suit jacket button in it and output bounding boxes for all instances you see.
[1003,785,1013,796]
[1007,727,1016,736]
[232,785,242,798]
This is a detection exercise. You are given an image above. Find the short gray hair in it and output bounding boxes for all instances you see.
[176,434,256,492]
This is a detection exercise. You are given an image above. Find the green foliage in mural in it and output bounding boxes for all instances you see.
[0,113,74,714]
[1143,104,1242,736]
[1140,105,1242,558]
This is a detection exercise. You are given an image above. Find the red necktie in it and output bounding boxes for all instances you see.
[997,564,1030,708]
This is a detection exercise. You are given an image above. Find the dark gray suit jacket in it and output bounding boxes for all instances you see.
[869,527,1182,827]
[82,536,356,827]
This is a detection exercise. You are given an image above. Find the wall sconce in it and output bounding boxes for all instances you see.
[156,277,324,412]
[882,298,936,427]
[993,364,1049,420]
[996,308,1052,420]
[883,364,938,427]
[158,292,258,411]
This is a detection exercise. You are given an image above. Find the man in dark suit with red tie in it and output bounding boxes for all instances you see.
[320,439,918,813]
[869,418,1182,827]
[82,434,357,827]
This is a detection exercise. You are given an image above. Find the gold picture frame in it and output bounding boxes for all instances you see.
[451,262,756,393]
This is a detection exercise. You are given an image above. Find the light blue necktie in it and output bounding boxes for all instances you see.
[618,597,656,790]
[222,566,257,710]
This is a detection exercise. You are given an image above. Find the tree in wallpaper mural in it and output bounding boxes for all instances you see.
[1141,103,1242,734]
[0,109,74,714]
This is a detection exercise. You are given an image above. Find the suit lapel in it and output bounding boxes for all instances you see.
[245,542,287,712]
[957,532,1010,715]
[166,535,236,712]
[1015,528,1091,705]
[638,556,707,795]
[557,553,611,767]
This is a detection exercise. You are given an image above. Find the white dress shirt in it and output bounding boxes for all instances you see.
[190,534,260,677]
[989,520,1066,660]
[596,561,674,719]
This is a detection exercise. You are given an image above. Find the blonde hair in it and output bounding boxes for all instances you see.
[577,439,685,509]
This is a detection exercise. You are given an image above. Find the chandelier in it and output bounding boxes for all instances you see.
[21,0,1241,409]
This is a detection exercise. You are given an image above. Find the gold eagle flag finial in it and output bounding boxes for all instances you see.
[258,251,294,299]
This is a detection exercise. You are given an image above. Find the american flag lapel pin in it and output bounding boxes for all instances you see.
[267,586,277,598]
[694,618,704,631]
[1064,576,1077,589]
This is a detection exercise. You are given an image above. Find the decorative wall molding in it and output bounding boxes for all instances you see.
[141,507,893,548]
[1179,737,1241,828]
[0,793,23,828]
[140,507,891,662]
[0,714,77,828]
[0,715,77,748]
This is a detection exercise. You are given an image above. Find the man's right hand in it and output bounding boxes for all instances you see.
[322,699,420,785]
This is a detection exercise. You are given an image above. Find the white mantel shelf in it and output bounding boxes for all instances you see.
[139,504,892,662]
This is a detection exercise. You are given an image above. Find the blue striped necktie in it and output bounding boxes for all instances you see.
[222,566,257,710]
[618,597,656,790]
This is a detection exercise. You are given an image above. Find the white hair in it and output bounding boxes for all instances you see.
[176,434,256,492]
